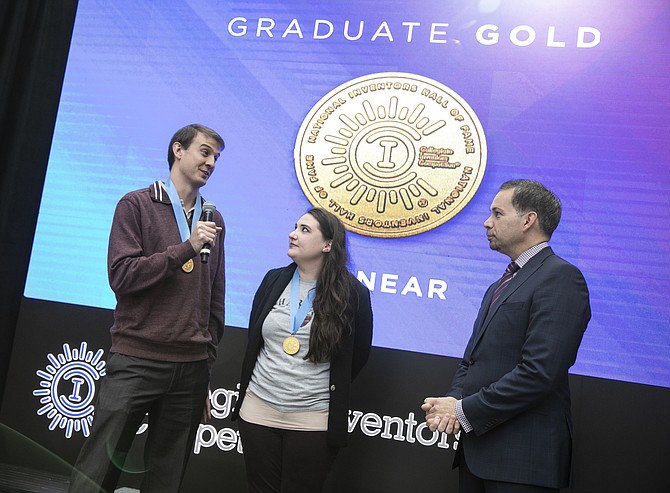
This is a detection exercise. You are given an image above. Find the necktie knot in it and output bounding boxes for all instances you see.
[490,261,520,307]
[506,261,520,275]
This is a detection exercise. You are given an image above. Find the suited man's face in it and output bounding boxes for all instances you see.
[484,188,526,259]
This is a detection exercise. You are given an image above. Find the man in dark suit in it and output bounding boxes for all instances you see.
[422,179,591,493]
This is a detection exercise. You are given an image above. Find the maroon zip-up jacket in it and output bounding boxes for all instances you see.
[108,181,225,370]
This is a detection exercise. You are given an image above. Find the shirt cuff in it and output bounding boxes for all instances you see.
[456,399,473,433]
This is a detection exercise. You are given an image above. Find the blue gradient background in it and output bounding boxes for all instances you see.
[25,0,670,388]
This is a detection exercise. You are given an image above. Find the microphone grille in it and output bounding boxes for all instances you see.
[202,201,216,213]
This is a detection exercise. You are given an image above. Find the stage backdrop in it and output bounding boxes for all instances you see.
[2,1,670,492]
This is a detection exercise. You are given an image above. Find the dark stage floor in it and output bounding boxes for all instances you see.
[0,464,68,493]
[0,465,138,493]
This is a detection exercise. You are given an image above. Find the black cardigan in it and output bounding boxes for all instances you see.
[231,263,373,447]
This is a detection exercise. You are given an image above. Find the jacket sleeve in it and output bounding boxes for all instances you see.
[351,282,373,380]
[107,195,196,296]
[232,266,285,420]
[247,268,278,333]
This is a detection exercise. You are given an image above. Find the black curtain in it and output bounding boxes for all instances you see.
[0,0,78,406]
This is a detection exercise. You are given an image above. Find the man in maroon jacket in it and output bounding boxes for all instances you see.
[69,124,226,493]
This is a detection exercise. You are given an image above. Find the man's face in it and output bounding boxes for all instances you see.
[172,132,221,189]
[483,188,526,258]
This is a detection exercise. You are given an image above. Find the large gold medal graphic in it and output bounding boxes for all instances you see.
[294,73,487,238]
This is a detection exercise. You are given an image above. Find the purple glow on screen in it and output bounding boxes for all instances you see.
[25,0,670,388]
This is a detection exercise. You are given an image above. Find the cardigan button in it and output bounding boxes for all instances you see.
[330,385,336,392]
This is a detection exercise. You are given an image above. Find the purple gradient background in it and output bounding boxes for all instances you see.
[24,0,670,388]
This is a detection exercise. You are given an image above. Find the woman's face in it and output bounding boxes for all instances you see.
[288,213,331,265]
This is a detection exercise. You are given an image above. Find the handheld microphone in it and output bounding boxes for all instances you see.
[200,201,216,263]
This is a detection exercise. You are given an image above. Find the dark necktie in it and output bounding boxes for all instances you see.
[490,261,520,306]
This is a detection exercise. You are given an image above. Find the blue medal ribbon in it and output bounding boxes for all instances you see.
[290,269,316,336]
[164,179,202,241]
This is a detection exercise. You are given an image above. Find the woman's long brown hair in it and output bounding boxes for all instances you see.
[304,208,356,363]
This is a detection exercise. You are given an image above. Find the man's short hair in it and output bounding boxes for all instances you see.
[500,179,562,238]
[167,124,225,169]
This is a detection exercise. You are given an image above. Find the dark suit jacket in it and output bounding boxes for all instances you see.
[231,263,373,448]
[447,247,591,489]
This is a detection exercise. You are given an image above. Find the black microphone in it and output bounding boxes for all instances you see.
[200,201,216,263]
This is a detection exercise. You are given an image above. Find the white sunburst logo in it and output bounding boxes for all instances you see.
[33,342,106,439]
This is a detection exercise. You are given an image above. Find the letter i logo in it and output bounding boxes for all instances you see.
[33,342,106,438]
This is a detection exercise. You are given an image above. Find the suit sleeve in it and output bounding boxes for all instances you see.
[247,269,277,332]
[351,283,373,380]
[459,262,590,436]
[447,284,495,400]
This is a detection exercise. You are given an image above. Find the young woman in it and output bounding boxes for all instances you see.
[232,207,373,493]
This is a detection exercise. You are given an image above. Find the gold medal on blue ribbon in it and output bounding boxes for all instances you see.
[285,270,316,355]
[283,336,300,355]
[164,179,202,275]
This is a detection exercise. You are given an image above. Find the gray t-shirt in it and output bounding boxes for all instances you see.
[248,279,331,412]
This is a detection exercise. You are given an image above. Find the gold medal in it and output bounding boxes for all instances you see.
[294,72,487,238]
[181,258,194,273]
[283,336,300,355]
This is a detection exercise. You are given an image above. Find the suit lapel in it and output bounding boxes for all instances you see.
[473,247,554,348]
